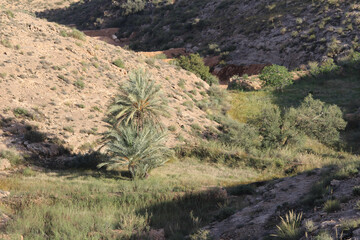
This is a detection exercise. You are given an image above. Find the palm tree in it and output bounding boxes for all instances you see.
[108,70,168,129]
[98,125,172,179]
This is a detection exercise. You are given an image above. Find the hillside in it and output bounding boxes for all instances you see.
[0,9,216,155]
[36,0,360,69]
[2,1,360,240]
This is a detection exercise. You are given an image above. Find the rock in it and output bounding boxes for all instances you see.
[228,75,263,91]
[330,179,341,188]
[0,158,11,171]
[353,228,360,237]
[148,229,165,240]
[0,190,10,198]
[25,142,60,157]
[216,64,270,83]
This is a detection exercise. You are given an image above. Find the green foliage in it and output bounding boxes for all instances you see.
[314,232,333,240]
[177,53,218,85]
[67,29,86,41]
[99,126,171,179]
[112,58,125,68]
[108,70,167,128]
[0,149,23,166]
[286,94,346,145]
[309,59,340,77]
[189,229,211,240]
[323,199,341,213]
[13,108,33,119]
[218,117,261,152]
[121,0,146,16]
[252,95,345,148]
[259,65,293,90]
[272,210,303,240]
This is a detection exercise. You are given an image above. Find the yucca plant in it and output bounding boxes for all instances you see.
[108,70,168,129]
[98,125,172,179]
[272,210,303,240]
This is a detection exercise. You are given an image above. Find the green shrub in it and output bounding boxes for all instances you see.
[323,199,341,213]
[218,117,261,151]
[252,95,345,147]
[314,232,333,240]
[309,59,340,77]
[0,150,23,165]
[177,53,218,85]
[272,210,303,240]
[99,125,171,179]
[259,65,293,90]
[121,0,146,16]
[24,130,47,143]
[67,29,86,41]
[286,94,346,145]
[112,58,125,68]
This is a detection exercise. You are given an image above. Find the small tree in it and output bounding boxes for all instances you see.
[259,65,293,90]
[99,126,171,179]
[101,69,171,179]
[286,94,346,145]
[108,70,168,129]
[177,53,219,85]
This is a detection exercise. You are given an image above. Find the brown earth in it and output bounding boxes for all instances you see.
[0,10,215,154]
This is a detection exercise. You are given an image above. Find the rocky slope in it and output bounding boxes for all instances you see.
[0,9,215,155]
[35,0,360,69]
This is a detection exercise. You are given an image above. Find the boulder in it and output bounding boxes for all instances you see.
[228,75,263,91]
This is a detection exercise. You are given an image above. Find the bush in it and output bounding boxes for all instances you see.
[121,0,146,16]
[112,58,125,68]
[177,53,218,85]
[286,94,346,145]
[252,95,346,147]
[272,210,303,240]
[218,117,261,151]
[323,199,341,213]
[259,65,293,90]
[99,125,171,179]
[309,59,340,77]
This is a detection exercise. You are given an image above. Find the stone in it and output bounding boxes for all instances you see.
[0,158,11,171]
[228,75,263,91]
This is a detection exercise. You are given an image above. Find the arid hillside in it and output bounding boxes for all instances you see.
[33,0,360,69]
[0,9,216,154]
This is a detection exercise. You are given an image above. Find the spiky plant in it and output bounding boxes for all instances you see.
[98,125,171,179]
[272,210,303,240]
[108,70,168,129]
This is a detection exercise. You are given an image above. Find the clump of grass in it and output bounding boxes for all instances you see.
[74,80,85,89]
[0,149,23,166]
[113,58,125,68]
[24,130,46,143]
[272,210,303,240]
[314,231,332,240]
[323,199,340,213]
[67,29,86,41]
[63,126,74,133]
[4,10,14,18]
[13,108,33,119]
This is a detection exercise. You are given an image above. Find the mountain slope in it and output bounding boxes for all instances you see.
[37,0,360,69]
[0,9,215,153]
